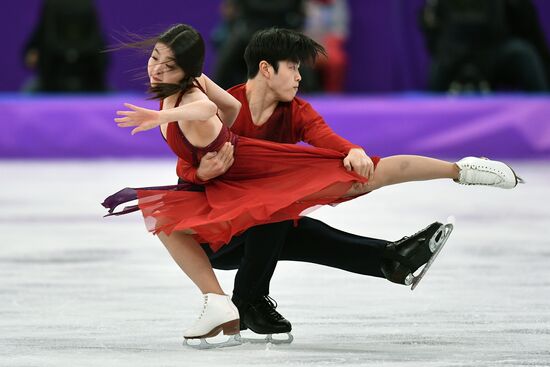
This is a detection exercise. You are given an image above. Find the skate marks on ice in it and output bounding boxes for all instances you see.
[1,160,550,366]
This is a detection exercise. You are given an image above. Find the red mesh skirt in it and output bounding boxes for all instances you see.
[106,137,379,252]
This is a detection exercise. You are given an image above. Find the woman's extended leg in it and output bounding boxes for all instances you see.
[344,155,519,197]
[366,155,459,191]
[343,155,458,196]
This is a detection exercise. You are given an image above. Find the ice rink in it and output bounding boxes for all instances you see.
[1,160,549,367]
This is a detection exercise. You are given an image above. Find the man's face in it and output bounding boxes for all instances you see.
[268,60,301,102]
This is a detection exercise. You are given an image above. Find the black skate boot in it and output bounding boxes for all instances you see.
[232,295,293,344]
[381,222,448,286]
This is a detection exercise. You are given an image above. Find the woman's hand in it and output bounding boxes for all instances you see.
[115,103,164,135]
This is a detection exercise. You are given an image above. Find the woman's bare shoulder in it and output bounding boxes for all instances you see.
[179,85,209,106]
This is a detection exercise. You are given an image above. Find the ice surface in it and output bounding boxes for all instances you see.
[1,160,549,367]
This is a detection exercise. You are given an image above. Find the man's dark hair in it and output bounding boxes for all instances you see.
[244,28,326,78]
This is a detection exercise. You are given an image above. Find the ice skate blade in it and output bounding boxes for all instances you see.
[183,334,242,350]
[428,222,450,252]
[411,223,454,291]
[403,274,414,286]
[236,332,294,345]
[507,162,524,187]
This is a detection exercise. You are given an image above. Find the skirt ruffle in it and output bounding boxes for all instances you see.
[103,137,379,252]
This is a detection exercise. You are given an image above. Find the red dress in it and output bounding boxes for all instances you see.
[103,93,379,252]
[177,83,362,183]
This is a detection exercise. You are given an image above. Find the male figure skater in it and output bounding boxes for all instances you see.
[176,28,449,340]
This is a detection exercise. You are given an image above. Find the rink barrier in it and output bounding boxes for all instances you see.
[1,93,549,159]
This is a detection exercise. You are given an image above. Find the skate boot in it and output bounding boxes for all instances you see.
[455,157,523,189]
[381,220,454,290]
[183,293,241,349]
[232,295,293,344]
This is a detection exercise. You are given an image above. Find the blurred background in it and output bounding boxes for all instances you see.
[1,0,550,159]
[2,3,550,365]
[2,0,550,93]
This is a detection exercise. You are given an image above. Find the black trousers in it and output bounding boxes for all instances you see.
[201,217,390,302]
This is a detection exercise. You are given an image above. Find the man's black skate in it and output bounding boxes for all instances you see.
[232,295,293,344]
[381,221,452,288]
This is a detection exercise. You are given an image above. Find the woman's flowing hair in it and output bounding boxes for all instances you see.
[107,24,205,100]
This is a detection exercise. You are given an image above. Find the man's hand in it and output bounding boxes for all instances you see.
[343,148,374,180]
[196,142,235,181]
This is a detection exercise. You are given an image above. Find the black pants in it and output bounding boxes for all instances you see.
[201,217,389,302]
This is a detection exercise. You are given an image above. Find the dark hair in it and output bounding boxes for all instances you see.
[244,28,326,79]
[111,25,204,99]
[147,24,205,99]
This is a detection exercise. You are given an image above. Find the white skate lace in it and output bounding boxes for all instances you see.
[197,294,208,320]
[456,157,518,186]
[458,163,503,186]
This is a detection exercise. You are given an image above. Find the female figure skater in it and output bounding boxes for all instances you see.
[104,24,521,347]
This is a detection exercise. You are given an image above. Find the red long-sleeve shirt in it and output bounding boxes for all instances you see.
[177,83,361,183]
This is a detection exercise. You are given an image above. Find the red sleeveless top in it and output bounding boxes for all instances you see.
[160,89,238,167]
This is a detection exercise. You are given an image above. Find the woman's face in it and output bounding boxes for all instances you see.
[147,42,184,85]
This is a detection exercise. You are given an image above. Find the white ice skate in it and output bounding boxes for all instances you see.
[183,293,241,349]
[454,157,523,189]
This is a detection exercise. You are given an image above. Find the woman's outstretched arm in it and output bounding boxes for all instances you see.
[115,95,217,135]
